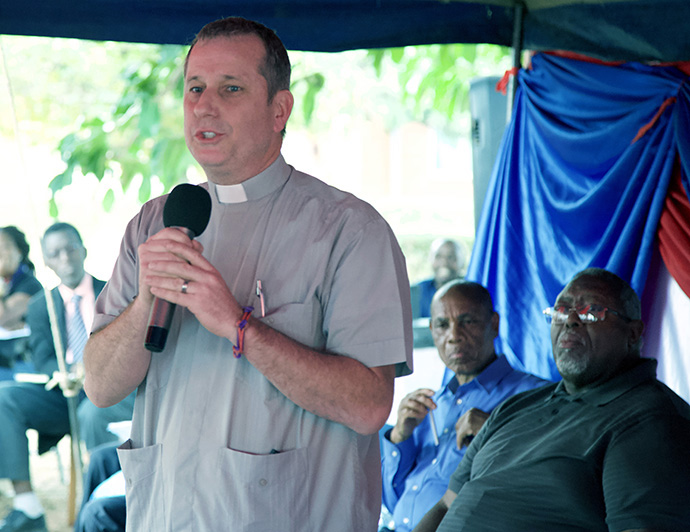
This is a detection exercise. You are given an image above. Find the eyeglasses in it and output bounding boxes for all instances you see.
[543,304,632,325]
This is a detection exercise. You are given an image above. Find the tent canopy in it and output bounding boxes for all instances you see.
[2,1,690,62]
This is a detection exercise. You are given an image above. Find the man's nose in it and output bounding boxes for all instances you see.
[194,90,219,116]
[449,321,464,340]
[565,308,583,327]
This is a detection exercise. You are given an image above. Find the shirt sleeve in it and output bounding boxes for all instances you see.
[380,426,420,511]
[320,213,413,375]
[25,294,58,376]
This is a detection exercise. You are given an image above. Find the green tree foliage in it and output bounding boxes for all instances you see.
[49,45,328,215]
[49,45,190,216]
[367,43,512,130]
[48,42,510,215]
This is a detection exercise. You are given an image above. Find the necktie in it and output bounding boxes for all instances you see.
[67,294,87,364]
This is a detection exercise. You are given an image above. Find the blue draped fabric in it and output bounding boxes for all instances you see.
[465,53,690,381]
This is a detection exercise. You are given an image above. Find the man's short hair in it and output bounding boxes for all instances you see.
[42,222,83,247]
[568,267,641,320]
[184,16,291,104]
[433,279,494,317]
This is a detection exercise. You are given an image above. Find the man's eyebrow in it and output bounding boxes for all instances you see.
[433,312,475,321]
[555,295,605,307]
[185,74,241,83]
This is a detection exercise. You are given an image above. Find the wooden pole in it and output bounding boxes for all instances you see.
[44,288,83,525]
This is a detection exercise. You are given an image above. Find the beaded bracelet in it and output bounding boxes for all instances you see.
[233,306,254,358]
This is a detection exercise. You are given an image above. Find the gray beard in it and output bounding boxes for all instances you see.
[555,350,589,381]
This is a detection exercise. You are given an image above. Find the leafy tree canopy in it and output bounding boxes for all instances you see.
[6,39,509,215]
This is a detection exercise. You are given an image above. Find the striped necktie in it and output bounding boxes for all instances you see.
[67,294,87,364]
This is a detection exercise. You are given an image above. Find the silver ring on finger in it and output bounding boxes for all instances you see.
[181,281,189,294]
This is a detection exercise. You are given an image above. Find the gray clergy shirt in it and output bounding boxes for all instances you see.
[93,155,413,532]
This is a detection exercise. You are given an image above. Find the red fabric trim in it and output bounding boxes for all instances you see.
[543,50,625,66]
[495,67,520,95]
[631,97,677,144]
[658,159,690,299]
[543,51,690,76]
[654,62,690,76]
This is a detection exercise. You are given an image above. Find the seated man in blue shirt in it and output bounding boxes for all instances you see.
[380,280,546,532]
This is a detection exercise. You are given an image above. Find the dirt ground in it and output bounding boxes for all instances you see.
[0,433,81,532]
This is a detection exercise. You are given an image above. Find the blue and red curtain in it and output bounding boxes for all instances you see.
[464,52,690,391]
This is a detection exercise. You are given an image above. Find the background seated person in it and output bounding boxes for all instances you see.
[0,226,43,379]
[0,223,135,532]
[380,280,546,532]
[75,442,126,532]
[413,268,690,532]
[411,238,465,320]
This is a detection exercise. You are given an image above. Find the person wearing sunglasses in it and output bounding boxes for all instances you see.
[413,267,690,532]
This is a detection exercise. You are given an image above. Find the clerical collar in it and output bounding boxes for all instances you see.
[214,183,248,203]
[209,155,292,204]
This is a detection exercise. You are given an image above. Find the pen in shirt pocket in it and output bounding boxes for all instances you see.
[429,410,439,446]
[256,280,266,317]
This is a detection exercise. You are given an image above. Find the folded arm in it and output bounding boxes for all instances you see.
[86,227,399,434]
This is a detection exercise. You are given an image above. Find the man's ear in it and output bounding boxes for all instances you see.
[272,89,294,133]
[491,311,500,339]
[628,319,644,350]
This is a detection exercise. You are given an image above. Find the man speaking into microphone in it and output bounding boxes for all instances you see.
[83,16,413,532]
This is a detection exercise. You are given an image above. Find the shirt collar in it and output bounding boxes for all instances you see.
[208,154,292,204]
[443,354,512,395]
[548,358,657,406]
[57,273,92,303]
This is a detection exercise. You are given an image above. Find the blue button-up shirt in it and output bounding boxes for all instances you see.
[380,356,547,531]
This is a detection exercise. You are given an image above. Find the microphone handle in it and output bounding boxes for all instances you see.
[143,225,197,352]
[145,298,176,352]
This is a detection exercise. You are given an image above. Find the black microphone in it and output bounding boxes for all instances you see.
[144,184,212,352]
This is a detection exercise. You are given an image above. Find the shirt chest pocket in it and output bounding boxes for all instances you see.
[217,446,310,531]
[260,301,324,349]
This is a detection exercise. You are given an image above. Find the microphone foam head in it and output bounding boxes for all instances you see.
[163,184,212,236]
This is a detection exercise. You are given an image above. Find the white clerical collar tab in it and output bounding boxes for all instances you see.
[215,183,248,204]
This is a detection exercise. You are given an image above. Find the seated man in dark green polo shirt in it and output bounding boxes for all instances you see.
[413,267,690,532]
